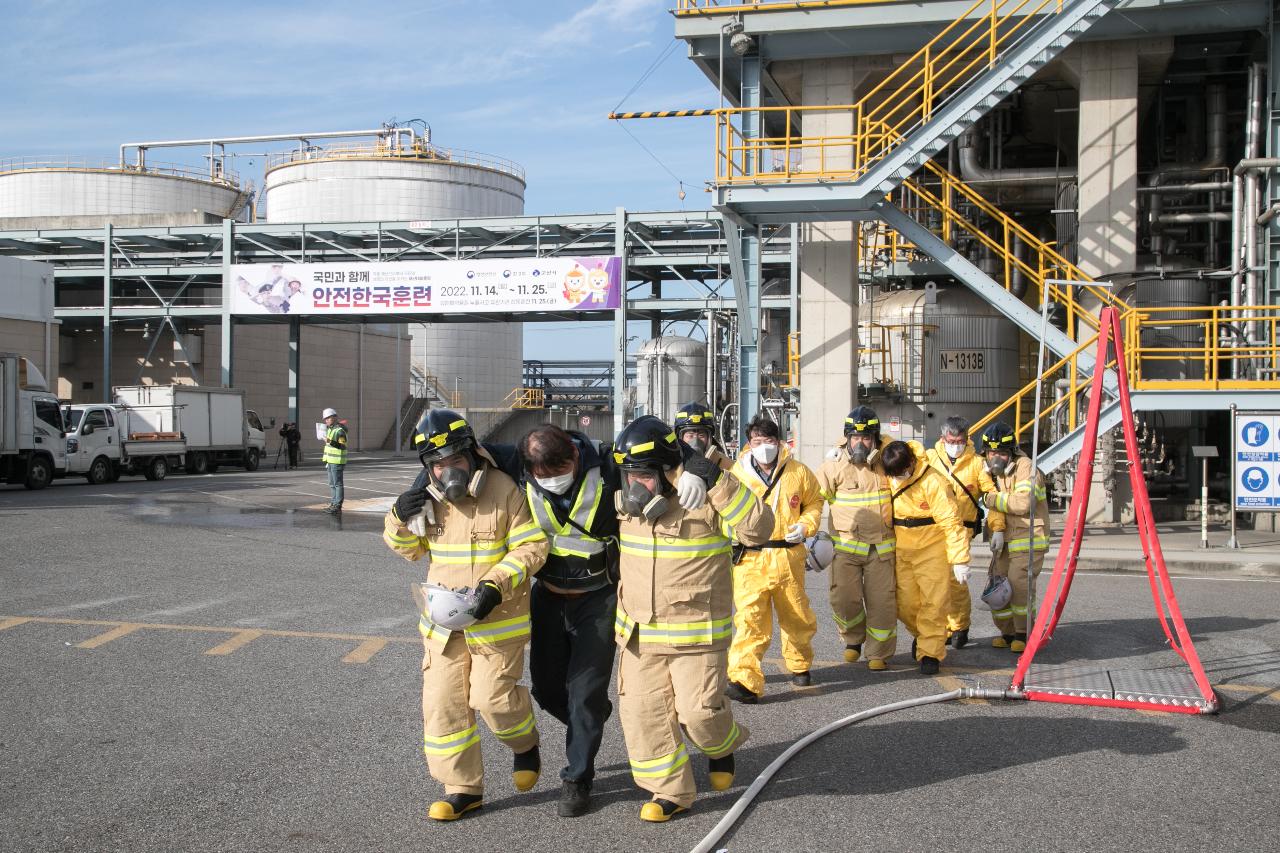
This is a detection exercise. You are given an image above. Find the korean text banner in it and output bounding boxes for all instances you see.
[229,256,622,316]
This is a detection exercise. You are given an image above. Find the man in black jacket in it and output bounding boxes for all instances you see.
[484,425,620,817]
[279,422,302,469]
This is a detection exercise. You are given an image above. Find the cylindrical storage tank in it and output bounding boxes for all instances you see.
[0,161,243,226]
[858,285,1021,444]
[262,141,527,410]
[634,337,708,424]
[262,145,525,222]
[1133,276,1210,383]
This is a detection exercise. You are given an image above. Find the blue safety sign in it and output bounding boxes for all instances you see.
[1234,413,1280,509]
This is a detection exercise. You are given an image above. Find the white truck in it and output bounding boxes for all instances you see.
[63,404,188,483]
[112,386,267,477]
[0,352,68,490]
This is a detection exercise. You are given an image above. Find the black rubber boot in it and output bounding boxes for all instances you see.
[951,628,970,649]
[725,681,759,704]
[919,656,940,675]
[557,781,591,817]
[791,671,812,687]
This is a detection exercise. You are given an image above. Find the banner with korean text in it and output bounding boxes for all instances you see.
[229,256,622,316]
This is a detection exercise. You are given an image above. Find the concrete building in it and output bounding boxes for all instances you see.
[0,256,58,380]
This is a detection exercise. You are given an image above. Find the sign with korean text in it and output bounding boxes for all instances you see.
[229,257,622,316]
[1233,411,1280,511]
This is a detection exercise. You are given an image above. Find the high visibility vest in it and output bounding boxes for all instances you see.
[322,425,347,465]
[525,467,606,559]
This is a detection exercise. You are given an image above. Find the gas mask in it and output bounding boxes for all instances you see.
[683,434,709,454]
[616,472,669,522]
[848,437,875,465]
[426,452,486,504]
[751,443,779,465]
[986,453,1011,477]
[944,441,966,460]
[534,472,575,495]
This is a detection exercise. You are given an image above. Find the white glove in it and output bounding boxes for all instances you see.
[407,500,436,538]
[676,469,708,510]
[989,531,1005,553]
[824,447,842,461]
[784,522,807,544]
[952,564,971,584]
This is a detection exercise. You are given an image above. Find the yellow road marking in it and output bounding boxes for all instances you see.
[343,638,388,664]
[76,623,143,649]
[205,630,264,656]
[0,617,33,631]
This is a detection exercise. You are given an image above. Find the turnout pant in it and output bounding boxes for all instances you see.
[617,639,748,809]
[421,631,539,796]
[895,540,951,662]
[992,548,1046,635]
[529,582,617,785]
[727,561,817,695]
[828,550,898,661]
[326,462,344,506]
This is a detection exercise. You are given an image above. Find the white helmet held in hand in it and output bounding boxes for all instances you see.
[980,574,1013,611]
[416,582,478,630]
[804,532,835,572]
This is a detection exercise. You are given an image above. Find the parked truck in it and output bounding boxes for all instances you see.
[0,352,67,490]
[112,386,267,476]
[63,404,188,483]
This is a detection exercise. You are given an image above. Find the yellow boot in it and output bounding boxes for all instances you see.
[513,746,540,792]
[867,659,887,672]
[992,635,1012,649]
[428,793,483,821]
[640,799,688,823]
[708,754,735,791]
[843,644,862,663]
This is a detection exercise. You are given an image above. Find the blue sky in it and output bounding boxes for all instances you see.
[2,0,722,359]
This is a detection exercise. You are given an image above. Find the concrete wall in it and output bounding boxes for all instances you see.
[57,323,409,453]
[0,317,59,382]
[0,256,58,380]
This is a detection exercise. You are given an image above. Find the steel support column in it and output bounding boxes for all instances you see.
[289,317,301,427]
[732,54,764,439]
[220,218,234,387]
[102,223,112,395]
[613,206,629,436]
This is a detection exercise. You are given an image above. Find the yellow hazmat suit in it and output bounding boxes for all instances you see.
[888,441,970,661]
[925,440,996,635]
[383,451,549,799]
[984,454,1051,639]
[726,445,824,695]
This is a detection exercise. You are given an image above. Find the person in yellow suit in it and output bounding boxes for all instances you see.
[880,440,971,674]
[724,415,824,703]
[612,415,774,823]
[978,421,1051,652]
[383,409,549,822]
[924,416,997,650]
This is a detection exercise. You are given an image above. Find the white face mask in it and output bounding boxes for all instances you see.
[944,442,965,459]
[534,473,574,495]
[751,443,779,465]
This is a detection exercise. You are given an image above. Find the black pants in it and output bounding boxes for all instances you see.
[530,581,617,785]
[287,444,300,468]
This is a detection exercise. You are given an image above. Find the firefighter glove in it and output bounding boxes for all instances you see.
[468,581,502,621]
[394,487,429,523]
[681,448,721,489]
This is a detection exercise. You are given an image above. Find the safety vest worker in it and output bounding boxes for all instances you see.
[881,439,971,675]
[724,414,823,702]
[320,407,347,514]
[817,406,898,670]
[925,415,998,651]
[383,408,549,822]
[612,415,774,823]
[978,421,1051,652]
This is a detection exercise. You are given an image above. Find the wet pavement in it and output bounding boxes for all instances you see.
[1,459,1277,852]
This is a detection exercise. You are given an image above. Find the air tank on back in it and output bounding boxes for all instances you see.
[858,284,1021,443]
[262,136,527,408]
[634,337,708,425]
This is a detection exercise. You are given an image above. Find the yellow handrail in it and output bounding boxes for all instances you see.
[506,387,546,409]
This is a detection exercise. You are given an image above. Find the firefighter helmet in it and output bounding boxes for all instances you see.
[979,574,1013,611]
[613,415,682,472]
[804,532,835,572]
[978,421,1018,456]
[844,405,881,438]
[413,408,476,464]
[674,401,716,437]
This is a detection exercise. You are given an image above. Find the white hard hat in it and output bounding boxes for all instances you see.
[804,531,835,572]
[980,574,1013,611]
[419,582,478,631]
[322,407,338,419]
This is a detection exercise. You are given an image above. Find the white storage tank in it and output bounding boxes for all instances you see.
[858,284,1021,443]
[0,159,244,226]
[261,139,527,409]
[634,337,708,424]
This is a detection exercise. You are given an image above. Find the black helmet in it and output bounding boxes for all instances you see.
[613,415,682,472]
[844,405,881,438]
[978,421,1018,456]
[413,408,476,464]
[673,401,716,438]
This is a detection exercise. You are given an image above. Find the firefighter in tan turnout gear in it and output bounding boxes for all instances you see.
[978,421,1051,652]
[612,415,774,823]
[383,409,549,822]
[817,406,898,670]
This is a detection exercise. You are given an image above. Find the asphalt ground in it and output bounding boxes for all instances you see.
[1,460,1278,853]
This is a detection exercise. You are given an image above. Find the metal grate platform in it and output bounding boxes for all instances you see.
[1024,665,1215,712]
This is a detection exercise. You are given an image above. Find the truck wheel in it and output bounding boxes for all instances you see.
[106,463,121,483]
[244,448,260,472]
[86,456,112,485]
[144,457,168,481]
[24,456,52,490]
[185,451,209,475]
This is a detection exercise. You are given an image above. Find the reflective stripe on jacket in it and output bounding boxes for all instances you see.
[984,455,1051,552]
[383,448,549,649]
[615,466,774,654]
[816,440,894,552]
[322,424,347,465]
